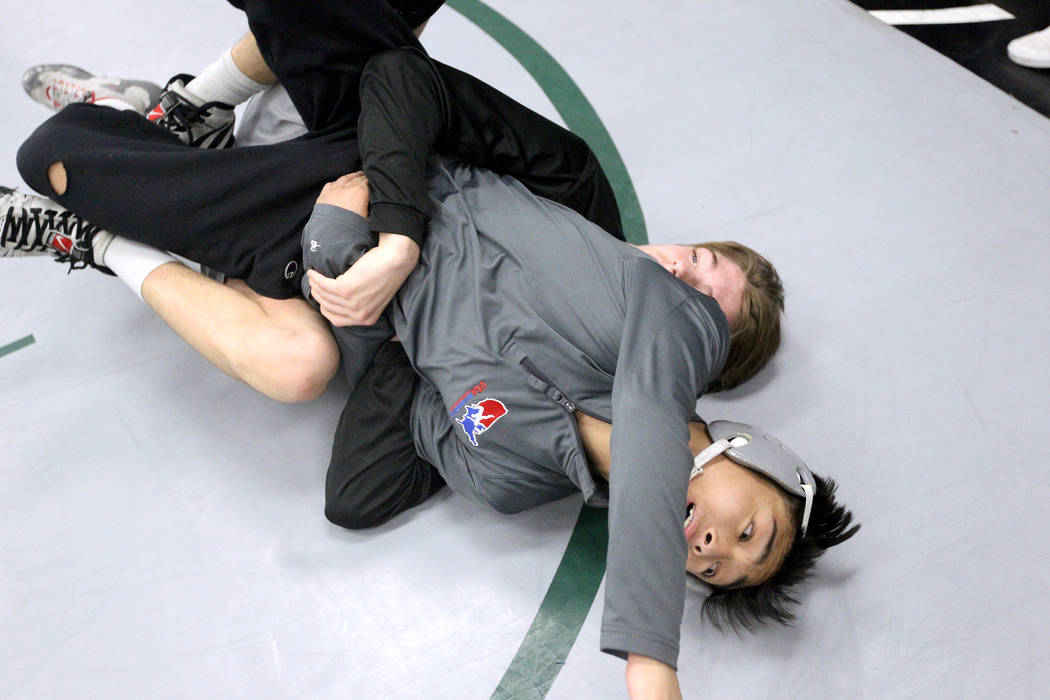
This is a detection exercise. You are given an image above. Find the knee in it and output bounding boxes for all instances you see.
[276,371,328,404]
[324,491,389,531]
[324,456,403,530]
[16,121,63,198]
[272,329,340,403]
[48,163,67,196]
[324,503,373,531]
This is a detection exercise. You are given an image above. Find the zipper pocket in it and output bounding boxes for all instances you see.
[519,356,609,421]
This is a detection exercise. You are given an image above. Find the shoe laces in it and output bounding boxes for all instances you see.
[1,193,56,252]
[54,220,105,273]
[53,250,93,273]
[0,193,103,270]
[157,100,211,135]
[156,82,229,134]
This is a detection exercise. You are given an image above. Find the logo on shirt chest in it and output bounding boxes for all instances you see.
[450,381,508,446]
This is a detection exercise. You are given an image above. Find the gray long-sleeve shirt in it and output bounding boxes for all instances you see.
[303,157,728,669]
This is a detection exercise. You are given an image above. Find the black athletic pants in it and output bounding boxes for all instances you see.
[14,0,622,526]
[16,2,621,298]
[324,341,445,529]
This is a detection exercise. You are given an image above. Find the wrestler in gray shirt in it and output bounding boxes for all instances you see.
[303,155,728,668]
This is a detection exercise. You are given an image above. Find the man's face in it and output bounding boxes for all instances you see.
[637,244,747,326]
[683,458,795,587]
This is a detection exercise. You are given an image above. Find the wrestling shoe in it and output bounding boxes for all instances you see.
[22,64,163,113]
[0,187,114,275]
[147,74,236,149]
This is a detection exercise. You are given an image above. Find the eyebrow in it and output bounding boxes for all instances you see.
[758,520,778,566]
[724,520,778,589]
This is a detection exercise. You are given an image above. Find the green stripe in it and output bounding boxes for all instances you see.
[447,0,648,245]
[491,505,609,700]
[442,3,642,695]
[0,334,35,358]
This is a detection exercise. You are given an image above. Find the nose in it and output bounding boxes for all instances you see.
[692,527,725,556]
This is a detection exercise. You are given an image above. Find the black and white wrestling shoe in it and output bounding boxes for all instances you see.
[0,187,114,275]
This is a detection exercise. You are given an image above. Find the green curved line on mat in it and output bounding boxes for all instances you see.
[0,334,35,358]
[447,0,648,245]
[490,504,608,700]
[444,1,625,697]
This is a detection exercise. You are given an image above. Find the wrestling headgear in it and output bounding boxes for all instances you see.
[690,420,816,536]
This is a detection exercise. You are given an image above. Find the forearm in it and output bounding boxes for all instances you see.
[602,262,731,667]
[358,49,447,245]
[357,48,625,244]
[603,395,693,668]
[626,654,683,700]
[434,59,625,239]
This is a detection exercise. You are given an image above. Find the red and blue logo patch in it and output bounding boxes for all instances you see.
[450,381,508,446]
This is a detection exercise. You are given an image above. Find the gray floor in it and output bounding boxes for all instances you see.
[3,0,1049,698]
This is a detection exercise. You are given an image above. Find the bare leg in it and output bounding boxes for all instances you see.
[142,264,340,403]
[44,163,338,403]
[47,161,67,195]
[231,32,278,86]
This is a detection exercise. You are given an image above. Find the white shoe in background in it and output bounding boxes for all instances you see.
[1008,25,1050,69]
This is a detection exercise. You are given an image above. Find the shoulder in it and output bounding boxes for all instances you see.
[622,256,725,327]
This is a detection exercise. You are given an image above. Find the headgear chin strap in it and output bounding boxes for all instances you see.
[690,420,816,536]
[690,437,747,479]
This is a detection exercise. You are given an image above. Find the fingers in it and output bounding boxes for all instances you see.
[333,171,367,185]
[306,268,337,292]
[316,171,370,209]
[312,286,368,325]
[306,270,349,307]
[318,172,367,194]
[308,280,349,310]
[318,299,380,327]
[306,269,379,326]
[319,305,367,327]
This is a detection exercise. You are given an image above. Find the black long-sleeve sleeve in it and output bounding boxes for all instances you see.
[357,48,625,244]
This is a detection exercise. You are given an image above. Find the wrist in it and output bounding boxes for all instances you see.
[625,654,681,700]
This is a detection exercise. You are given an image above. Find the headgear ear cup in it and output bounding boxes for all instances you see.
[697,421,816,535]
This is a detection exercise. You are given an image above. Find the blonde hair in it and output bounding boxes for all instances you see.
[697,241,784,391]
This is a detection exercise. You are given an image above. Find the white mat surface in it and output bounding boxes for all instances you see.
[2,1,1048,697]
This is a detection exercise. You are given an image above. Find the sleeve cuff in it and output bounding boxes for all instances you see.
[600,626,679,671]
[369,202,428,246]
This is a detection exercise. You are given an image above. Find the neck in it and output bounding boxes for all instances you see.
[576,415,712,481]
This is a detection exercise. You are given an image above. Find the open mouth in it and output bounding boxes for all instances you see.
[683,502,696,530]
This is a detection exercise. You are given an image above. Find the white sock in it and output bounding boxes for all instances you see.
[185,49,270,106]
[95,234,177,300]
